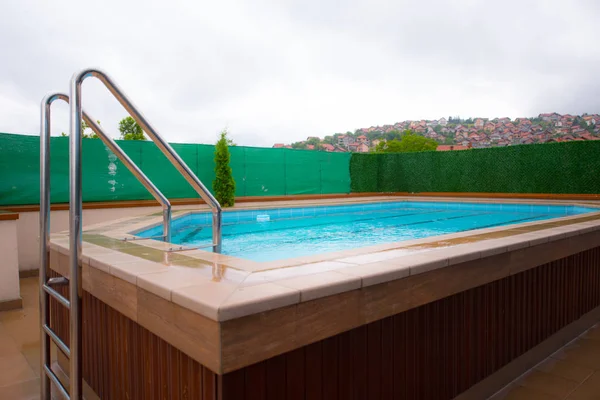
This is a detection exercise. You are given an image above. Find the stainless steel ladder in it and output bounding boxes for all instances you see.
[39,69,223,400]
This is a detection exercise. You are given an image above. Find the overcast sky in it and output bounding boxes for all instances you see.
[0,0,599,147]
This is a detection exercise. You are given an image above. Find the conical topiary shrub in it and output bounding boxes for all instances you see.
[213,130,236,207]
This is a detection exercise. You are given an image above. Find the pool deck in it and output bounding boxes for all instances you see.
[47,196,600,375]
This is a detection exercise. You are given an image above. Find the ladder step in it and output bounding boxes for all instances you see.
[44,365,70,400]
[43,284,71,309]
[47,276,69,287]
[122,234,166,242]
[43,324,71,358]
[167,243,216,252]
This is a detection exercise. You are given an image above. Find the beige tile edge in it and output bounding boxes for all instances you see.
[49,216,600,323]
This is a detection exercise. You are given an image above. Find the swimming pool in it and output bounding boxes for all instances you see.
[135,201,596,262]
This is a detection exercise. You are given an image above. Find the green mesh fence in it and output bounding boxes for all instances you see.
[0,133,351,206]
[350,141,600,194]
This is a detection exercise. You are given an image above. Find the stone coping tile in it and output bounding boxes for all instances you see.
[337,261,411,287]
[108,259,170,285]
[137,266,250,301]
[218,283,300,321]
[276,271,361,302]
[172,281,239,320]
[47,197,600,323]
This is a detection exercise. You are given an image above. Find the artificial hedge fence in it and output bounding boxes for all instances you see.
[350,141,600,194]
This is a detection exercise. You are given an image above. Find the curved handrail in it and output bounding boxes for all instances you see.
[42,93,173,241]
[69,68,222,253]
[40,92,174,400]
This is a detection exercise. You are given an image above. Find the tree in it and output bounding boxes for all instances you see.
[384,129,403,141]
[291,141,307,149]
[322,135,335,145]
[306,137,321,147]
[118,116,146,140]
[374,130,438,153]
[61,119,101,139]
[213,130,236,207]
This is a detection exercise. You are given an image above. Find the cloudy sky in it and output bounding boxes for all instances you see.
[0,0,599,147]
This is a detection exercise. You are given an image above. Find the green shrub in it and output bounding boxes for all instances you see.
[213,130,236,207]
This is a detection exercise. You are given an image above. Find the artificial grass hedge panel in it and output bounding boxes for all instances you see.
[350,141,600,194]
[350,153,379,192]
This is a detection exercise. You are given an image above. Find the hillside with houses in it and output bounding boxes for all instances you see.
[273,113,600,152]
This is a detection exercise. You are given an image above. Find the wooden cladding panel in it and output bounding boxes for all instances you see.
[220,247,600,400]
[48,270,217,400]
[50,247,600,399]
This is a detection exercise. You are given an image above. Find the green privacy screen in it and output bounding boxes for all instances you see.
[350,141,600,194]
[0,133,351,206]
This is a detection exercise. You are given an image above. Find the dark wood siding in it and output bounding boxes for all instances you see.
[50,246,600,399]
[220,247,600,400]
[48,271,217,400]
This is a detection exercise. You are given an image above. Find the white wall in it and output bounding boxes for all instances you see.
[0,220,20,302]
[17,206,162,271]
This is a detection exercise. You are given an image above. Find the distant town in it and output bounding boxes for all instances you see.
[273,113,600,152]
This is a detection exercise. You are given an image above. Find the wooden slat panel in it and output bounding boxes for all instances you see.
[337,331,352,400]
[265,355,286,400]
[49,247,600,400]
[350,325,368,400]
[366,321,382,400]
[244,362,266,400]
[285,348,305,400]
[49,284,218,400]
[321,336,339,400]
[304,341,322,400]
[379,318,393,400]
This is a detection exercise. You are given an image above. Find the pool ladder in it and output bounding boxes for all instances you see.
[39,69,223,400]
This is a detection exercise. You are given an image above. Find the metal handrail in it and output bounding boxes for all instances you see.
[42,93,173,241]
[70,68,222,253]
[39,69,223,399]
[39,92,172,400]
[69,68,222,253]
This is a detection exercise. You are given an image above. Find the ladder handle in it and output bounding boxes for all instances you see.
[44,365,70,400]
[71,68,222,252]
[43,284,71,309]
[43,325,71,358]
[47,94,172,242]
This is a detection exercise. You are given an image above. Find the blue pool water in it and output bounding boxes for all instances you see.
[136,201,596,262]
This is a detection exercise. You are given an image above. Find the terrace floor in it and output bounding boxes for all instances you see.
[2,277,600,400]
[0,276,42,399]
[492,325,600,400]
[0,277,99,400]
